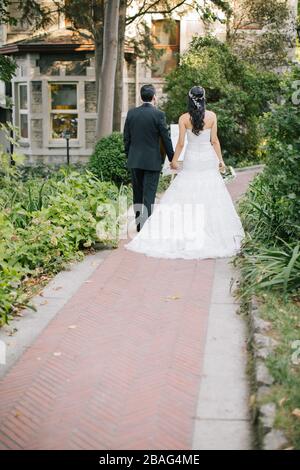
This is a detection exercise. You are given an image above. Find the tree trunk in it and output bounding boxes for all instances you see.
[96,0,120,139]
[94,1,105,110]
[113,0,127,132]
[95,35,103,109]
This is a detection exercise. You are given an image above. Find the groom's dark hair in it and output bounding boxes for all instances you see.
[140,84,156,102]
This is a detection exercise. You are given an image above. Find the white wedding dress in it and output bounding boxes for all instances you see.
[125,128,245,259]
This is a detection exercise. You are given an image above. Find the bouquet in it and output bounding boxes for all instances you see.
[221,165,236,183]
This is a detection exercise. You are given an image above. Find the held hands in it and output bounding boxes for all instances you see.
[219,160,226,173]
[170,160,179,170]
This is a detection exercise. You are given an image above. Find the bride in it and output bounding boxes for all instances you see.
[125,86,245,260]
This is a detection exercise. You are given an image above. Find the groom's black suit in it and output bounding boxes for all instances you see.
[123,102,174,230]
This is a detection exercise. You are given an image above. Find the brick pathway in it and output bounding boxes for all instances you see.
[0,169,259,450]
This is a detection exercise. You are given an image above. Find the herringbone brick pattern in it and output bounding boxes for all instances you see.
[0,169,258,450]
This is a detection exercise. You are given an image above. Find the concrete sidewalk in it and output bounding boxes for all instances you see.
[0,169,259,450]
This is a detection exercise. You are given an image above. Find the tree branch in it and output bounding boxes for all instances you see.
[126,0,187,25]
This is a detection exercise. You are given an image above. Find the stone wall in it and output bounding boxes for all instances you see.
[85,119,96,149]
[31,81,43,114]
[85,82,97,113]
[30,118,43,149]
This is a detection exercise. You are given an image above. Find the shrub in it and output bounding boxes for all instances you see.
[89,132,131,186]
[235,65,300,297]
[0,168,129,325]
[240,66,300,246]
[234,67,300,448]
[163,35,280,166]
[240,145,300,245]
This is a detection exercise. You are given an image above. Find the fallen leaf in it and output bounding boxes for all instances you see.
[40,300,48,306]
[15,411,21,418]
[164,295,181,301]
[279,397,287,407]
[292,408,300,419]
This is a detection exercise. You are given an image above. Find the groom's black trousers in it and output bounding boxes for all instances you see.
[130,168,160,231]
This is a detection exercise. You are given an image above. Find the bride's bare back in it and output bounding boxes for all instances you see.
[171,110,224,171]
[181,110,216,131]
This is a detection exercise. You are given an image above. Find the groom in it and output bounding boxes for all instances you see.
[123,84,174,232]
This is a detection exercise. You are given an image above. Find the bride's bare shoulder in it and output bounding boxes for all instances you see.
[205,109,217,119]
[179,113,190,124]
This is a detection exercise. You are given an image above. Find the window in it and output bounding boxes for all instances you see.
[18,83,28,139]
[49,83,78,139]
[152,20,180,78]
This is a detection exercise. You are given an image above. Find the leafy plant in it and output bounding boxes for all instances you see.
[89,132,131,186]
[236,241,300,297]
[162,35,280,166]
[0,168,130,325]
[235,65,300,298]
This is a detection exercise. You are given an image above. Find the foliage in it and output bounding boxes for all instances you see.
[237,240,300,297]
[224,0,292,68]
[0,122,25,173]
[157,175,173,194]
[17,0,54,30]
[0,0,52,81]
[239,147,300,246]
[0,167,127,325]
[235,65,300,297]
[89,132,131,186]
[0,2,16,82]
[163,36,280,165]
[16,162,87,181]
[0,55,16,82]
[234,67,300,448]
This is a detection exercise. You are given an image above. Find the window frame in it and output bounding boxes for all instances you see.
[151,19,180,78]
[49,81,79,141]
[18,83,29,141]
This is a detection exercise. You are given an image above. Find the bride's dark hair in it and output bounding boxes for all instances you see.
[188,86,206,135]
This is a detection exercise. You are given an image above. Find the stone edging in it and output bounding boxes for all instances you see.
[248,298,289,450]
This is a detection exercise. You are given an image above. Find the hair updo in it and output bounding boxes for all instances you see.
[188,86,206,135]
